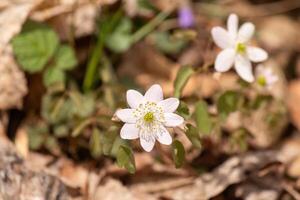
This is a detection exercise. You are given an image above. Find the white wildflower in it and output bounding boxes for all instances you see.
[255,64,278,89]
[116,84,184,152]
[211,13,268,82]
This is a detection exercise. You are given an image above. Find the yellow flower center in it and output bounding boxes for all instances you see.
[144,112,154,123]
[257,76,266,86]
[236,43,246,54]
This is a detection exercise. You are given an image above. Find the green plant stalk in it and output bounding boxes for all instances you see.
[83,10,169,92]
[131,11,170,44]
[83,10,123,92]
[82,38,104,92]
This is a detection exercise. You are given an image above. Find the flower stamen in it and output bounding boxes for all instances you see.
[257,76,266,86]
[236,43,246,54]
[144,112,154,123]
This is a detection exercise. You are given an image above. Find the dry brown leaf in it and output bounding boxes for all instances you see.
[288,80,300,132]
[287,155,300,178]
[14,127,29,158]
[278,136,300,163]
[26,152,54,171]
[59,161,89,191]
[259,15,300,52]
[0,46,28,110]
[236,182,280,200]
[243,100,287,148]
[32,1,98,40]
[93,178,137,200]
[130,151,279,200]
[0,0,43,54]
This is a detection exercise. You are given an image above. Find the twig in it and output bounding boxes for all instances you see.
[282,181,300,200]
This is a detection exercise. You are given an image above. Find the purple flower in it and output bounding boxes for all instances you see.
[178,6,195,28]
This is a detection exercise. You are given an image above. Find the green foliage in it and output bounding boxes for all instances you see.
[185,124,202,148]
[12,21,78,88]
[195,100,213,135]
[116,145,136,174]
[153,32,187,54]
[217,91,241,120]
[89,128,102,158]
[229,128,248,152]
[105,17,133,53]
[177,101,190,119]
[27,123,48,150]
[12,21,59,73]
[172,140,185,168]
[174,66,194,98]
[42,91,96,125]
[43,67,66,87]
[52,45,77,70]
[27,122,60,154]
[83,9,123,91]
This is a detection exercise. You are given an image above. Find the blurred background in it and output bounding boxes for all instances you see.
[0,0,300,199]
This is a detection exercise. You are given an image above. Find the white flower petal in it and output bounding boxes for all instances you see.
[247,47,268,62]
[144,84,163,102]
[211,27,234,49]
[126,89,144,108]
[120,123,139,139]
[158,98,180,113]
[156,126,172,145]
[140,137,155,152]
[238,22,255,43]
[227,13,238,39]
[215,49,235,72]
[116,109,136,123]
[234,55,254,82]
[164,113,184,127]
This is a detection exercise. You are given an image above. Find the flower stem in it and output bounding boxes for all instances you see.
[130,11,170,44]
[82,9,123,92]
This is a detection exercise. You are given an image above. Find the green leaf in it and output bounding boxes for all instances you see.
[71,118,93,137]
[195,100,213,135]
[89,128,102,158]
[53,124,69,138]
[174,66,194,98]
[12,21,59,73]
[69,92,95,118]
[116,145,136,174]
[101,128,118,156]
[44,136,60,155]
[171,140,185,168]
[177,101,190,119]
[185,124,202,148]
[27,124,48,150]
[43,67,66,87]
[217,91,240,120]
[105,17,132,53]
[51,45,77,70]
[153,32,187,54]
